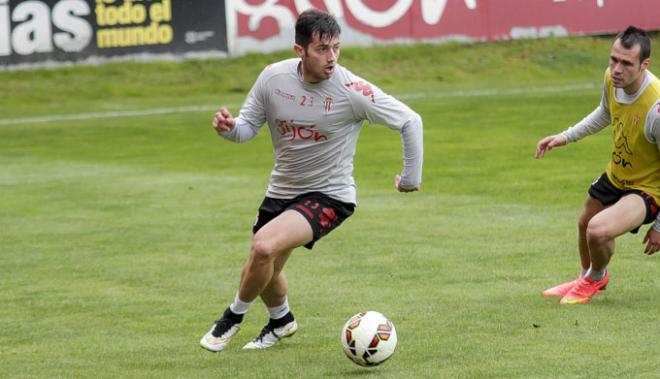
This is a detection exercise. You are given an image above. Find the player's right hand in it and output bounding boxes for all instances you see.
[535,134,567,159]
[212,106,236,134]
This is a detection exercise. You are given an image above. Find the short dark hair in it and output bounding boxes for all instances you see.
[295,9,341,51]
[616,26,651,63]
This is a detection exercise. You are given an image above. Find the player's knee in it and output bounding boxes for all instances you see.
[578,211,594,231]
[250,237,276,263]
[586,221,611,245]
[578,216,589,232]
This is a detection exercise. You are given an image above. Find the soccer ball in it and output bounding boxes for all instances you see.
[340,311,397,367]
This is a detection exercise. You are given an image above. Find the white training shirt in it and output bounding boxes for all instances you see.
[220,58,424,204]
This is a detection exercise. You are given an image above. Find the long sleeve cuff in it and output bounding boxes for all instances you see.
[398,113,423,188]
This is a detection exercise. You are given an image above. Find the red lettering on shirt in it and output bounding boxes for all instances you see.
[345,81,376,103]
[275,119,328,142]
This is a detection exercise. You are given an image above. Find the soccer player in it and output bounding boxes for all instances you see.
[535,26,660,305]
[200,9,423,351]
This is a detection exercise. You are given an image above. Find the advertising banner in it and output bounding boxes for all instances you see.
[1,0,227,67]
[226,0,660,55]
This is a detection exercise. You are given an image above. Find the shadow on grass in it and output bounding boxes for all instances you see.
[340,367,388,376]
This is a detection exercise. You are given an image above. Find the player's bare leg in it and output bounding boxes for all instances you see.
[577,196,608,270]
[585,194,646,271]
[241,212,309,349]
[260,251,292,307]
[543,196,606,297]
[238,210,312,302]
[201,212,310,352]
[561,194,646,304]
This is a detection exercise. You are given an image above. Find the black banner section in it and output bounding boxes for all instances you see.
[0,0,227,67]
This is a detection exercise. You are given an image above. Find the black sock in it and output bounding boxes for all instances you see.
[269,311,294,328]
[222,307,244,324]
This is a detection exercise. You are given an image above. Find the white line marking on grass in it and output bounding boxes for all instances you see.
[397,82,600,100]
[0,83,599,126]
[0,105,224,126]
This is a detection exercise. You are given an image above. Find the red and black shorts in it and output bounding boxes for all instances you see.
[253,192,355,249]
[588,173,659,233]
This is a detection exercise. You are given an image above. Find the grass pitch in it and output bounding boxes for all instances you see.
[2,36,660,378]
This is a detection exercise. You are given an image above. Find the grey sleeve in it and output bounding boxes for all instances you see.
[352,81,423,188]
[643,99,660,152]
[220,69,268,143]
[560,88,610,143]
[644,100,660,232]
[398,113,424,189]
[219,118,261,143]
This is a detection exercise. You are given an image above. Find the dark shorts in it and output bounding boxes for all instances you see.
[252,192,355,249]
[588,173,659,233]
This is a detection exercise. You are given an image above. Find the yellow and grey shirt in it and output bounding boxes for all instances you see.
[561,69,660,231]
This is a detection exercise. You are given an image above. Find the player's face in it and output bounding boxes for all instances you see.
[609,39,650,93]
[296,34,340,83]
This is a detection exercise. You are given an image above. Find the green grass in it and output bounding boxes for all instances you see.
[2,36,660,378]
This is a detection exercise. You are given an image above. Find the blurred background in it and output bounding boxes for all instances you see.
[2,0,659,68]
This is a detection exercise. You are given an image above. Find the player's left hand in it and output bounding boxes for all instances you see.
[394,174,418,193]
[642,227,660,255]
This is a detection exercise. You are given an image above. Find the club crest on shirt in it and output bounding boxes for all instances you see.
[633,112,640,126]
[324,96,334,113]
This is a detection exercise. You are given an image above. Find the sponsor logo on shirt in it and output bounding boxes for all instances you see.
[345,81,376,103]
[275,88,296,102]
[610,172,634,187]
[275,119,328,142]
[612,117,633,169]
